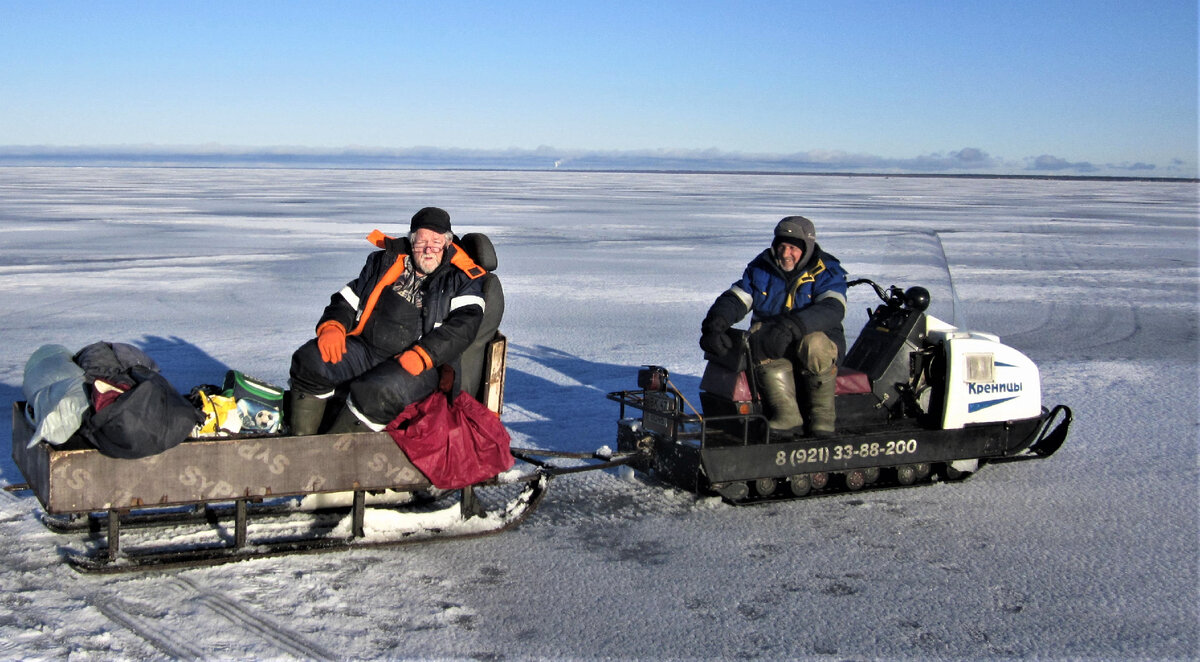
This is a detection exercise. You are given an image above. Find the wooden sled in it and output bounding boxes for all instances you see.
[10,335,549,573]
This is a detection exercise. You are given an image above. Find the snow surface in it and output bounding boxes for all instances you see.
[0,166,1196,660]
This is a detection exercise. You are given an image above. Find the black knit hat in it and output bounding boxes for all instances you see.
[410,207,452,234]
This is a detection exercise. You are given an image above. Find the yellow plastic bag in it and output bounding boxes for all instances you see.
[192,392,242,437]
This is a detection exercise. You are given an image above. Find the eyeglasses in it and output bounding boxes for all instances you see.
[413,241,446,253]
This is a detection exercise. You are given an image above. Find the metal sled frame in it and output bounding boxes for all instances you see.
[9,335,550,572]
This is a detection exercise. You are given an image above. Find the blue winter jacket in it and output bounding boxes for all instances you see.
[708,244,849,359]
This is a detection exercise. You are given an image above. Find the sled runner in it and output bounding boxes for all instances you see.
[610,279,1074,503]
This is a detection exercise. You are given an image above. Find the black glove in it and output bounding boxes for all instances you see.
[700,329,733,357]
[700,314,733,357]
[750,320,794,360]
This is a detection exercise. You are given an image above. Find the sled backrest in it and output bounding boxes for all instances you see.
[843,303,926,409]
[458,233,506,413]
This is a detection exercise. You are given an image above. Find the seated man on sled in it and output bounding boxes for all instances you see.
[699,216,849,439]
[288,206,489,435]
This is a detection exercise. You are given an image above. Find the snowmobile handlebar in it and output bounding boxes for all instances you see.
[847,277,889,301]
[847,278,930,311]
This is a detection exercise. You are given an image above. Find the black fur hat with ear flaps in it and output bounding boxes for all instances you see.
[772,215,817,268]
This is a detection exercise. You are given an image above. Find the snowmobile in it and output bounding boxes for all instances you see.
[609,279,1073,502]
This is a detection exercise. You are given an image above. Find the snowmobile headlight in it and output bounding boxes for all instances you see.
[965,353,995,382]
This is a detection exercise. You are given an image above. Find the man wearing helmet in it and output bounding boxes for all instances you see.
[700,216,848,438]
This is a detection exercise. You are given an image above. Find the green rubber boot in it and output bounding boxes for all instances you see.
[754,358,804,439]
[324,403,370,434]
[803,365,837,438]
[287,391,327,436]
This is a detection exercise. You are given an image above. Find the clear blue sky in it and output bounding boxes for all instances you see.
[2,1,1196,176]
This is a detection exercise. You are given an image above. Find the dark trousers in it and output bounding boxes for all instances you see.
[289,336,438,426]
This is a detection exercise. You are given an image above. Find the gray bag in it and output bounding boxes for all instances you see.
[22,344,89,447]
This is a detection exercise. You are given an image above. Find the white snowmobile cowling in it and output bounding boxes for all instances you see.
[926,316,1042,429]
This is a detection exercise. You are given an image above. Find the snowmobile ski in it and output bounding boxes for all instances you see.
[62,472,548,574]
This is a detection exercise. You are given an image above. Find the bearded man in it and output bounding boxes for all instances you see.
[288,207,487,435]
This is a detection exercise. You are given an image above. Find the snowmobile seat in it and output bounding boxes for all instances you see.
[458,233,505,408]
[835,367,871,395]
[701,360,871,400]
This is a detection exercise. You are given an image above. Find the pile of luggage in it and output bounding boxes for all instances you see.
[21,341,285,460]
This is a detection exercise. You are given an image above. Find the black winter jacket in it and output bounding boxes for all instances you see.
[318,233,487,368]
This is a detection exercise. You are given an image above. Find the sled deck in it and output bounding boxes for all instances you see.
[8,331,551,573]
[12,400,550,573]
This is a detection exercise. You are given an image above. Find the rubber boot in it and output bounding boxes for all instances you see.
[287,391,327,436]
[324,403,370,434]
[754,359,804,439]
[803,365,837,438]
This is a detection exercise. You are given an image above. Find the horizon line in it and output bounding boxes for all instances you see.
[0,144,1195,181]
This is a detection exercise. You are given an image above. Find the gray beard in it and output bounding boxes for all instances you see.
[392,256,428,307]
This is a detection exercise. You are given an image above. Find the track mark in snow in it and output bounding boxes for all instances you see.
[170,576,339,660]
[68,574,338,661]
[87,595,210,660]
[995,228,1145,358]
[529,466,697,528]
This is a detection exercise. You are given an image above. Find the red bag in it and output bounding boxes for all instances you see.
[385,390,514,490]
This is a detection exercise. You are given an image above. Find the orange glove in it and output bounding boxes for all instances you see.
[397,346,433,375]
[316,322,347,364]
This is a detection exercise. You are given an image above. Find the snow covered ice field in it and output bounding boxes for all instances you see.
[0,166,1195,660]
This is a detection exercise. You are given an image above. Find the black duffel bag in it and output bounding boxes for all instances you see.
[77,365,203,459]
[73,342,205,459]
